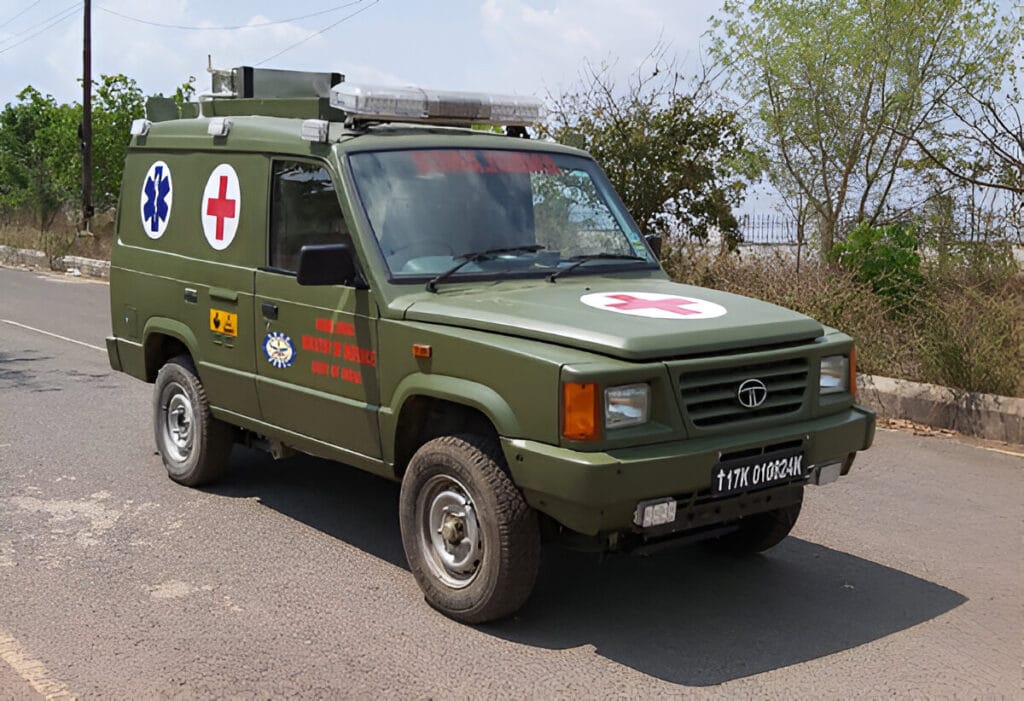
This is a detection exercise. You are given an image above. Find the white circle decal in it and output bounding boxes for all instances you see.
[581,291,727,319]
[139,160,172,239]
[201,163,241,250]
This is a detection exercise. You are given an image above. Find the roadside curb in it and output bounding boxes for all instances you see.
[1,244,1020,445]
[858,375,1023,445]
[0,245,110,279]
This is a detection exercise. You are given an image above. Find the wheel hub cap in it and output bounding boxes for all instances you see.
[420,478,483,588]
[161,388,195,462]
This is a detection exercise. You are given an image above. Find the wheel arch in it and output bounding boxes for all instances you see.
[142,318,200,382]
[386,375,521,479]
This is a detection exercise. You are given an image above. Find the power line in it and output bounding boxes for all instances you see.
[255,0,379,66]
[0,0,44,30]
[0,3,81,55]
[96,0,368,31]
[0,1,80,46]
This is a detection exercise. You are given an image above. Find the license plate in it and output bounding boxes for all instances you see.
[711,451,806,497]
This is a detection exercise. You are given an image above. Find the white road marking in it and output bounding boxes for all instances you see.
[0,319,104,353]
[0,627,74,699]
[982,446,1024,458]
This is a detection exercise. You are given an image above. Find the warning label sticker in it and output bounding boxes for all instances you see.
[209,308,238,337]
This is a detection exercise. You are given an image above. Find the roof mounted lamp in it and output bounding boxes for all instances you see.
[329,83,545,128]
[207,117,232,137]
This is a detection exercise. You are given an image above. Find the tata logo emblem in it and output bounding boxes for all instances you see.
[737,379,768,409]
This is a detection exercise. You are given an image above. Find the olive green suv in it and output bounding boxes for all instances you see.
[106,67,875,623]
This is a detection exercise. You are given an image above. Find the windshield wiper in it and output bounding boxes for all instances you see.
[547,253,646,282]
[426,245,546,292]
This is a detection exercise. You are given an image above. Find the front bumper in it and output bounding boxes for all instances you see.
[503,406,875,536]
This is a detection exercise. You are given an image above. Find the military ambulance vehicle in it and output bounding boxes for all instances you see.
[107,66,875,623]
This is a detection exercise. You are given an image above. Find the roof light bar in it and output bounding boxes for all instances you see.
[330,83,545,126]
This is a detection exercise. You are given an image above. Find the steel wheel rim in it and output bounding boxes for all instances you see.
[417,474,483,589]
[160,383,194,463]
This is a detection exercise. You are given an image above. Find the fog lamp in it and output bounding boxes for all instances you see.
[633,497,677,528]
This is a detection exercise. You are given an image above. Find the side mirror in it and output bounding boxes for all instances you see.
[644,233,663,259]
[296,243,366,287]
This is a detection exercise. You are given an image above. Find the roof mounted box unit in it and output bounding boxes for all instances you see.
[212,66,344,99]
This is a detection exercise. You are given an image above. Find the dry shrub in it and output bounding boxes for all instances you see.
[916,269,1024,397]
[662,239,915,378]
[0,208,115,263]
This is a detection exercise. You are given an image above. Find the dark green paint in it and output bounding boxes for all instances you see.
[108,106,874,538]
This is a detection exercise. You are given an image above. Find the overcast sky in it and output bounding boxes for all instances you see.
[0,0,723,105]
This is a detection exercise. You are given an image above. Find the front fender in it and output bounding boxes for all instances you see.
[381,373,522,461]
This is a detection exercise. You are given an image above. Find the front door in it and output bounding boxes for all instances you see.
[253,159,381,460]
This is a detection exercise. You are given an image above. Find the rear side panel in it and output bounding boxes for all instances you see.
[110,149,269,420]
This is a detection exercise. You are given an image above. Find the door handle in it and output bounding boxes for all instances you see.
[261,302,279,320]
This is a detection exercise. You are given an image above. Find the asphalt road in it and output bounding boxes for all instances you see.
[1,265,1021,698]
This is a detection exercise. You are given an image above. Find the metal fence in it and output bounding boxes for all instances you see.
[737,213,801,245]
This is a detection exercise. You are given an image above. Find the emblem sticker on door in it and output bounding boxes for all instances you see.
[263,332,295,369]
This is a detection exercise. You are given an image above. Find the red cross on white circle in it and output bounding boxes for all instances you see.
[201,164,241,250]
[580,291,728,319]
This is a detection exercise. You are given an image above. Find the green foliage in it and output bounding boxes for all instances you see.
[710,0,1016,258]
[831,223,924,315]
[0,73,144,230]
[91,74,145,209]
[0,87,79,231]
[173,77,197,111]
[542,47,760,241]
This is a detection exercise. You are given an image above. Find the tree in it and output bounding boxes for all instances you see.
[91,74,145,210]
[711,0,1017,258]
[908,15,1023,202]
[0,74,144,232]
[0,87,79,232]
[541,46,760,242]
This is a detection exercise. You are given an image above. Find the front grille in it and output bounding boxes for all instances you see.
[680,358,808,428]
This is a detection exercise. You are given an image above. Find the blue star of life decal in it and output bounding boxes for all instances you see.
[140,160,173,239]
[263,332,296,369]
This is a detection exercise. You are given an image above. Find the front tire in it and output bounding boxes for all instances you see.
[153,355,233,487]
[399,435,540,624]
[709,488,803,555]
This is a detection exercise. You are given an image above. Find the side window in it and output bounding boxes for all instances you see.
[269,160,348,272]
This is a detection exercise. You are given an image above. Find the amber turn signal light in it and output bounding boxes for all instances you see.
[412,344,432,358]
[562,382,600,441]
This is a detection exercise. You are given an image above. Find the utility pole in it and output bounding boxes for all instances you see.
[81,0,93,232]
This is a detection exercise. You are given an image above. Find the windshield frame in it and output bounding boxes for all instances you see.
[343,145,660,286]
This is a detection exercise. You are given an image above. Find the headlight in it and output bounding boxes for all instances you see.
[605,383,650,428]
[819,355,850,394]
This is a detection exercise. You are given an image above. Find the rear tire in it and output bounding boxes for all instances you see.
[153,355,233,487]
[399,434,540,624]
[710,488,803,555]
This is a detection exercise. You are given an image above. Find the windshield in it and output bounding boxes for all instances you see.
[348,148,656,281]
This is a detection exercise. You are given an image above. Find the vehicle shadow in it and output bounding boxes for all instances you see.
[489,541,966,685]
[210,447,967,686]
[209,447,408,568]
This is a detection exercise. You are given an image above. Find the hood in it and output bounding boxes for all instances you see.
[403,278,823,361]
